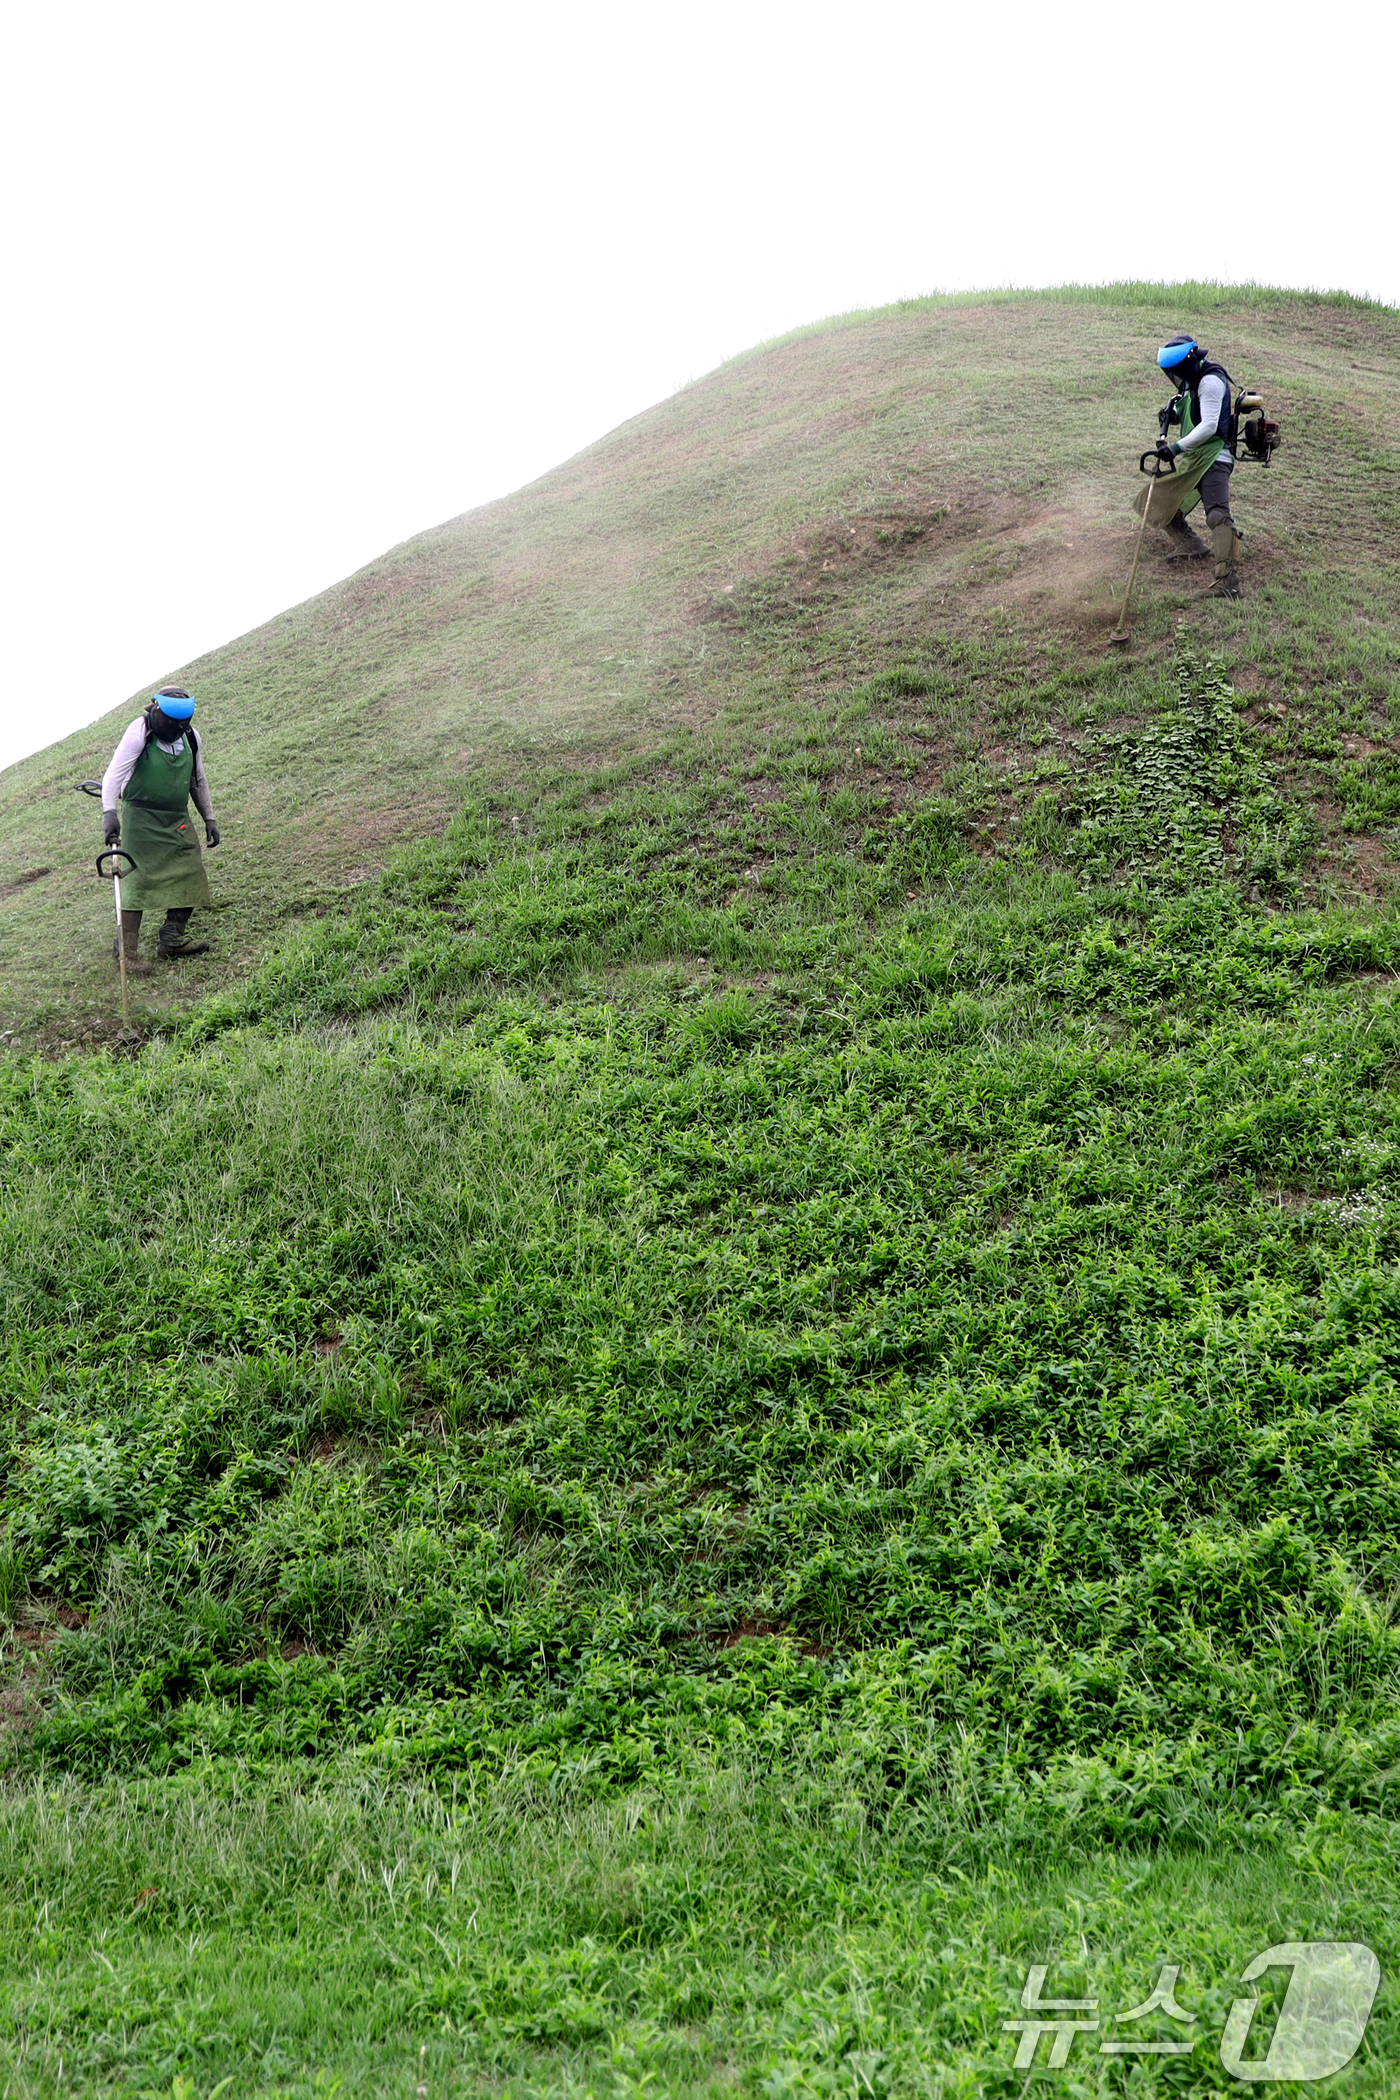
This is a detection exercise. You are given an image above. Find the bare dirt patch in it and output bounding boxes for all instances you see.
[699,501,984,630]
[1323,827,1395,899]
[707,1614,833,1660]
[0,867,52,900]
[0,1684,39,1737]
[689,481,1270,660]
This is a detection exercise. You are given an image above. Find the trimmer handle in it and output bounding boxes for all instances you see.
[1139,450,1177,478]
[97,849,137,878]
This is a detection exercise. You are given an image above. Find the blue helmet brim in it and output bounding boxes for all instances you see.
[1157,339,1197,373]
[153,689,195,719]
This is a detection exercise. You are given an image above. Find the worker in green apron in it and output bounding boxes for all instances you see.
[100,686,221,975]
[1146,334,1243,598]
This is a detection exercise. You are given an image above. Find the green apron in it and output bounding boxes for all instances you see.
[1133,386,1226,525]
[118,735,212,913]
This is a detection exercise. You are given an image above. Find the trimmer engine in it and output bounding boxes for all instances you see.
[1149,388,1282,470]
[1235,391,1281,466]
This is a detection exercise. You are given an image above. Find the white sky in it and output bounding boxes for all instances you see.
[1,0,1394,774]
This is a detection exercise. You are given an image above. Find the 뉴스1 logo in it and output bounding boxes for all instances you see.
[1005,1942,1381,2081]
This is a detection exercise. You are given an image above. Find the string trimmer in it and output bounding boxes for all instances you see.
[1108,449,1177,647]
[77,780,138,1037]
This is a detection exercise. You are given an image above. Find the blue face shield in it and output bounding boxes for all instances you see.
[152,690,195,721]
[1157,337,1199,377]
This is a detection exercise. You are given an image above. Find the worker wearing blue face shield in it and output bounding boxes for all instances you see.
[100,686,221,973]
[1150,334,1242,599]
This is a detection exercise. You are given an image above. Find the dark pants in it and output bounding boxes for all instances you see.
[1197,459,1235,530]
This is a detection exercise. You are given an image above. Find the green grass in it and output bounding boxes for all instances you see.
[7,655,1400,1805]
[4,287,1400,2092]
[3,1765,1399,2097]
[6,646,1400,2087]
[733,277,1400,367]
[3,282,1398,1048]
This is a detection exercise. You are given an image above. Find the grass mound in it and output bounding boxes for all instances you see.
[3,280,1397,1047]
[3,286,1400,2093]
[7,653,1400,1806]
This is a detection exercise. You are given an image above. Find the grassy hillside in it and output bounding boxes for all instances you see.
[2,281,1397,1042]
[4,285,1400,2096]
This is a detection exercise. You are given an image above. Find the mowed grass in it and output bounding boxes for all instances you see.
[3,284,1400,2091]
[1,282,1397,1046]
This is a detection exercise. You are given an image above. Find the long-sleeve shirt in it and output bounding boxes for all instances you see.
[102,718,216,822]
[1176,372,1231,460]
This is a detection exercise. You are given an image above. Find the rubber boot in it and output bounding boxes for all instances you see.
[157,906,211,960]
[1203,522,1242,599]
[113,909,153,976]
[1163,513,1211,562]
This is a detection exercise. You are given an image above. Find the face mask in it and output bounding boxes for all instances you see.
[151,708,190,740]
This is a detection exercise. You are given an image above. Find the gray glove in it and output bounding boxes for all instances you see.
[205,819,221,847]
[103,810,121,846]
